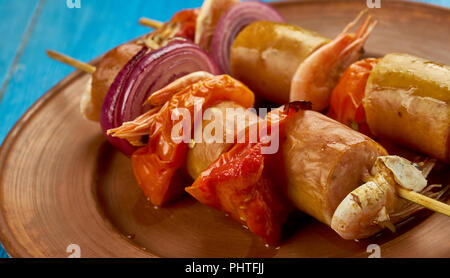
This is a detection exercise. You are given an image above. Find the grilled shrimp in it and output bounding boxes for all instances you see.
[145,71,214,106]
[108,71,215,143]
[290,10,377,111]
[331,156,443,240]
[331,179,397,240]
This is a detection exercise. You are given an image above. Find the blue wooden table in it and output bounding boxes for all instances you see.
[0,0,447,258]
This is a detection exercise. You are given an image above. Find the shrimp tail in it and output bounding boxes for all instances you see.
[109,71,215,145]
[145,71,214,106]
[341,9,368,33]
[290,10,377,111]
[107,107,161,146]
[341,17,378,66]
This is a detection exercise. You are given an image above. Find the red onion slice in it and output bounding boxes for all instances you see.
[100,40,220,156]
[100,47,147,156]
[210,1,285,74]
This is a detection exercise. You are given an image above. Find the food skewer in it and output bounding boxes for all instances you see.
[109,73,449,243]
[45,9,200,122]
[46,50,96,74]
[47,15,188,74]
[45,44,450,221]
[47,21,450,221]
[44,0,449,244]
[138,17,164,29]
[397,187,450,217]
[47,16,173,74]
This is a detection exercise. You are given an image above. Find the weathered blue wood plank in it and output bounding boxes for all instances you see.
[0,0,41,103]
[0,0,42,260]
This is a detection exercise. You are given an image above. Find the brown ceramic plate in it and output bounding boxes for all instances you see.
[0,0,449,258]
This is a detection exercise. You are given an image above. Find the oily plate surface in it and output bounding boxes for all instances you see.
[0,0,449,257]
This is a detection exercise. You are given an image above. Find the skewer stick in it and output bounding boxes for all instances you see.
[46,50,96,74]
[397,187,450,217]
[139,17,164,29]
[46,47,450,219]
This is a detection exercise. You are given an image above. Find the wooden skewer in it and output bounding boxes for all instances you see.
[397,187,450,217]
[139,17,164,29]
[46,50,96,74]
[46,47,450,219]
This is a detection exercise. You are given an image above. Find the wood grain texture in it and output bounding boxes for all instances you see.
[0,0,47,259]
[0,0,449,258]
[0,0,41,99]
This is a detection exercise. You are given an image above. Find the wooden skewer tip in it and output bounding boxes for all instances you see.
[397,187,450,217]
[139,17,164,29]
[46,50,96,74]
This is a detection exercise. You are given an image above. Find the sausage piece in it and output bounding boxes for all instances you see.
[230,21,329,104]
[185,101,259,179]
[363,53,450,162]
[281,110,388,225]
[186,106,388,226]
[81,43,143,121]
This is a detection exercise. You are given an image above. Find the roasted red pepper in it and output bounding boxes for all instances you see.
[171,9,200,41]
[328,58,378,136]
[185,105,301,245]
[131,75,254,206]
